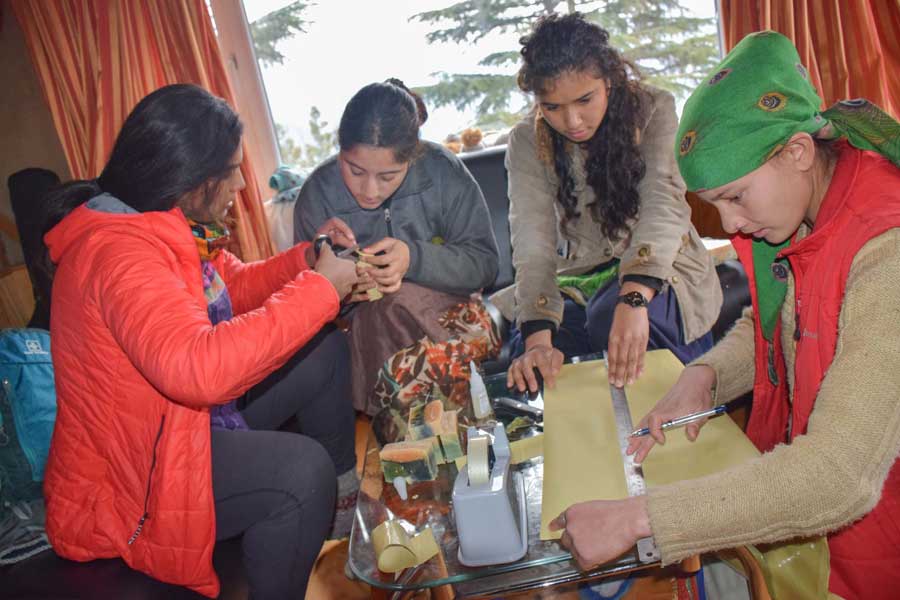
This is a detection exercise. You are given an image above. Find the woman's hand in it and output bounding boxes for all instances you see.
[314,243,359,299]
[607,282,655,387]
[315,217,356,250]
[507,330,563,393]
[359,237,410,294]
[347,267,379,303]
[304,217,357,266]
[626,364,717,463]
[549,496,652,571]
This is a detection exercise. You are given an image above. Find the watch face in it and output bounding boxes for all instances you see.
[619,291,648,307]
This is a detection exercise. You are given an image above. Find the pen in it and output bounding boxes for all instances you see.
[630,404,727,437]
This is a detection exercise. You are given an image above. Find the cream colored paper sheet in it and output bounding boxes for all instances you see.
[540,349,759,540]
[540,360,626,540]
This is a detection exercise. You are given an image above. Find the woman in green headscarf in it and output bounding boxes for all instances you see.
[550,31,900,599]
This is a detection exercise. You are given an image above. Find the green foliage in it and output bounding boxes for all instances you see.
[275,106,338,170]
[414,73,522,115]
[411,0,719,124]
[479,50,522,68]
[412,0,570,44]
[275,123,302,167]
[473,110,530,131]
[249,1,310,67]
[585,0,720,96]
[305,106,338,166]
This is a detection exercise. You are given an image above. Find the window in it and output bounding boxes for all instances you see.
[244,0,719,173]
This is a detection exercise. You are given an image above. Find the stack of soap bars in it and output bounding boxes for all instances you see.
[379,399,463,483]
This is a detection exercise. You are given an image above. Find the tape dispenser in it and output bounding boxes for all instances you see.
[452,423,528,566]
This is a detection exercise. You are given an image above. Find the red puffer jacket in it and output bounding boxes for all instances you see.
[42,203,339,597]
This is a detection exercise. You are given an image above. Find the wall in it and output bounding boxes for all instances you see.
[0,0,71,269]
[210,0,280,202]
[687,191,727,238]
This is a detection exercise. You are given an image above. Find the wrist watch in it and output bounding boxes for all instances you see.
[617,291,649,308]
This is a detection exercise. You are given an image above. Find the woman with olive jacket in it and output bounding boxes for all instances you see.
[492,13,722,393]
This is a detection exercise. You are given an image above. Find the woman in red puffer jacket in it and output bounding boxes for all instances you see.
[42,84,360,599]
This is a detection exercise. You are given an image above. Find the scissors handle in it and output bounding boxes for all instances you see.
[313,234,332,259]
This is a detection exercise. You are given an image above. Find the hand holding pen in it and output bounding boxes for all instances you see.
[626,365,719,463]
[630,404,727,437]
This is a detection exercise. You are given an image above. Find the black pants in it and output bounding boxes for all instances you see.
[211,327,356,599]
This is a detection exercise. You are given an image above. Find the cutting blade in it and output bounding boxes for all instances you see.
[336,244,361,260]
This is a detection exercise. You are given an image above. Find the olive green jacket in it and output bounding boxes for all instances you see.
[489,86,722,342]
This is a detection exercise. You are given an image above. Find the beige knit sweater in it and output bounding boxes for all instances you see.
[646,227,900,563]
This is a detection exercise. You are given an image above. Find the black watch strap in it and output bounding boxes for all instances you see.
[521,319,558,343]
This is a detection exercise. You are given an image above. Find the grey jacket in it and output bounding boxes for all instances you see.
[490,86,722,342]
[294,141,499,295]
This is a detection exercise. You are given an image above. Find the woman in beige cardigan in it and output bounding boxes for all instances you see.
[493,13,722,392]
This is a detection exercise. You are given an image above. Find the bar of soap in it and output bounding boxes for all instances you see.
[407,399,444,440]
[407,400,463,463]
[437,429,463,463]
[380,439,439,483]
[355,256,383,301]
[436,413,463,463]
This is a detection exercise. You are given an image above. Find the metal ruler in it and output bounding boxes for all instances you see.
[609,381,661,563]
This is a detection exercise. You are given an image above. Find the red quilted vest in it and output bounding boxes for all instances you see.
[733,146,900,599]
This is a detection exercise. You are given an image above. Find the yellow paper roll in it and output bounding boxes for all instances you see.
[372,520,440,573]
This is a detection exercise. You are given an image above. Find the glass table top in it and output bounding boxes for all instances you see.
[347,371,658,597]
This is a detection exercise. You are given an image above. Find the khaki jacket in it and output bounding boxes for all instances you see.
[489,86,722,342]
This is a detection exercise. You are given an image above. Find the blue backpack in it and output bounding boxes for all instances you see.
[0,328,57,517]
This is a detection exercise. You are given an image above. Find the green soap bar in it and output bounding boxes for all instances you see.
[437,433,463,463]
[380,439,438,482]
[408,399,454,441]
[406,401,435,441]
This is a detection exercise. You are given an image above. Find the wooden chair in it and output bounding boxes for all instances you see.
[0,265,36,328]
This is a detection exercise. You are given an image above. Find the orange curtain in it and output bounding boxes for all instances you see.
[720,1,900,118]
[10,0,274,261]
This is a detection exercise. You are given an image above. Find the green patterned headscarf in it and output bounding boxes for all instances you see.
[676,30,900,341]
[677,30,900,191]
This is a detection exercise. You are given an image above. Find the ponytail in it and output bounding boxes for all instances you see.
[42,179,102,238]
[384,78,429,126]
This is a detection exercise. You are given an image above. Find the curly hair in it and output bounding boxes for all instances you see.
[518,13,649,241]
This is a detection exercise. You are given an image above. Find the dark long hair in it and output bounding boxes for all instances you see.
[518,13,648,240]
[338,79,428,163]
[43,84,243,235]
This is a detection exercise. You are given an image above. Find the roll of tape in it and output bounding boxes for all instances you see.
[467,435,490,485]
[454,433,544,470]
